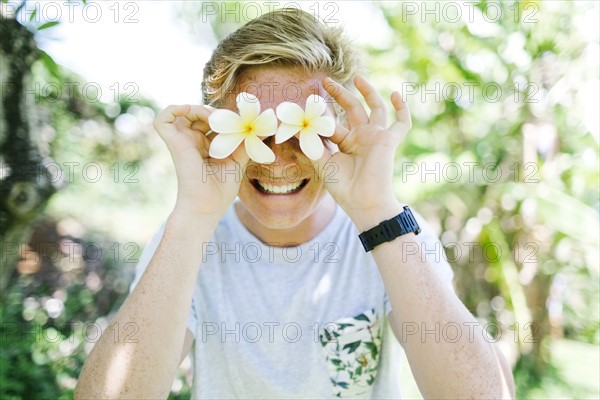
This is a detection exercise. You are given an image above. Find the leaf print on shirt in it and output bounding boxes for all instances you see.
[319,308,383,398]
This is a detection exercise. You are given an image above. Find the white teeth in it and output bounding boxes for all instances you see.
[256,180,303,194]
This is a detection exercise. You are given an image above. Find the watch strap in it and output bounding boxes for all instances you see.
[358,206,421,252]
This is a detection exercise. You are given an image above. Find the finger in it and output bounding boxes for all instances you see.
[154,104,192,140]
[173,105,212,138]
[155,104,191,125]
[327,123,350,148]
[173,123,212,158]
[196,127,213,158]
[185,105,213,132]
[323,77,369,127]
[185,105,212,122]
[354,75,388,127]
[388,92,412,137]
[192,120,211,133]
[227,143,250,168]
[169,105,214,155]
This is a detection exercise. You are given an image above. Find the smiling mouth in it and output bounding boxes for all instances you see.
[251,179,309,195]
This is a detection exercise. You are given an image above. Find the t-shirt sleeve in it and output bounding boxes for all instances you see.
[384,210,455,314]
[384,293,392,315]
[129,222,198,339]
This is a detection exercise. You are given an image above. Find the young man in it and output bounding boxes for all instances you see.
[75,9,514,399]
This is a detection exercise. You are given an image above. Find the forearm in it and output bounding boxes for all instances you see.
[351,203,514,399]
[75,210,218,399]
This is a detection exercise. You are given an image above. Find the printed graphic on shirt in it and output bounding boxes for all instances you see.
[319,308,383,397]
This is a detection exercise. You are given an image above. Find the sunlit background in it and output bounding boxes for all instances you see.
[1,1,598,398]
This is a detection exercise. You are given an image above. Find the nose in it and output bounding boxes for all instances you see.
[264,136,302,162]
[255,136,313,180]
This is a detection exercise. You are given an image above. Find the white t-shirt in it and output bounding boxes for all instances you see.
[131,201,454,399]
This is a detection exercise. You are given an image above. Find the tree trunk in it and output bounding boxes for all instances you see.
[0,18,56,297]
[522,271,552,379]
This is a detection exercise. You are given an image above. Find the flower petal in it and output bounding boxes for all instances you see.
[276,102,305,125]
[237,92,261,123]
[252,109,277,137]
[299,131,325,160]
[309,116,335,137]
[208,132,246,159]
[275,123,302,144]
[209,109,245,134]
[244,134,276,164]
[305,94,327,120]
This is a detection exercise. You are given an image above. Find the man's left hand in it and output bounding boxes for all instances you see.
[317,75,412,229]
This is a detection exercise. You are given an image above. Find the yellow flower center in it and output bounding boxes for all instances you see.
[302,119,309,129]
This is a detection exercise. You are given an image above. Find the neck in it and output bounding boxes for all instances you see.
[235,195,337,246]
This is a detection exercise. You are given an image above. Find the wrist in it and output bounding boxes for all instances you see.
[170,202,222,232]
[348,199,405,232]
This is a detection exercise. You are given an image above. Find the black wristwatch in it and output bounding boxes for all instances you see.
[358,206,421,252]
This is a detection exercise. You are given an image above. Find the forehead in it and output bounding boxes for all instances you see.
[223,66,329,109]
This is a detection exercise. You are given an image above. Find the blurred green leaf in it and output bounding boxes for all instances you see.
[39,50,61,80]
[15,1,25,14]
[38,21,60,31]
[536,185,599,246]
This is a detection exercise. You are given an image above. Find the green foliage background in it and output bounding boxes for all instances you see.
[1,1,598,399]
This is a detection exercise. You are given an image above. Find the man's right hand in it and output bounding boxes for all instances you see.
[153,105,249,220]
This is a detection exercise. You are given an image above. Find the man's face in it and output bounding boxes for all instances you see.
[221,66,335,230]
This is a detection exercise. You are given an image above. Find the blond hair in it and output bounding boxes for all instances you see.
[202,8,361,106]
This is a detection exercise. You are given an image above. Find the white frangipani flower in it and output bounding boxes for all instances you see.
[208,92,277,163]
[275,94,336,160]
